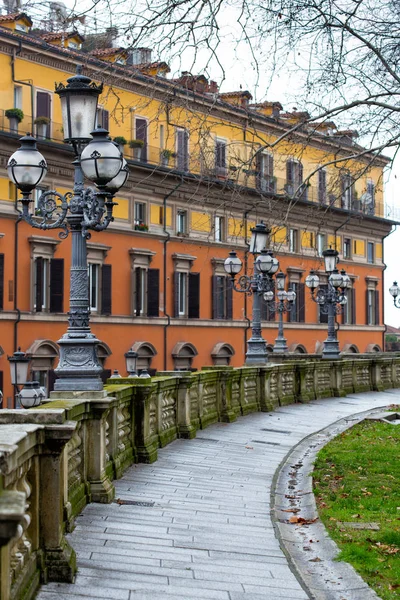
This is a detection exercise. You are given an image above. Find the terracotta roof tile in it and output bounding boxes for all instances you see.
[0,12,32,25]
[42,30,84,43]
[90,47,126,57]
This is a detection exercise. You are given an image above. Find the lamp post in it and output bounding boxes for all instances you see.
[7,348,46,408]
[389,281,400,308]
[263,271,296,354]
[305,248,350,359]
[125,349,139,377]
[6,66,128,392]
[224,222,279,364]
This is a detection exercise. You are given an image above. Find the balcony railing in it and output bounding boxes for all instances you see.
[0,110,64,143]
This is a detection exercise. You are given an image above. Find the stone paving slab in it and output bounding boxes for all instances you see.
[36,390,397,600]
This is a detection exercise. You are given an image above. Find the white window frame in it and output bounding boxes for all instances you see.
[316,233,326,257]
[367,242,374,264]
[178,272,187,316]
[177,209,188,234]
[129,248,156,317]
[14,86,22,110]
[134,201,146,225]
[289,228,298,253]
[29,236,60,313]
[88,262,99,312]
[343,237,351,260]
[215,215,225,242]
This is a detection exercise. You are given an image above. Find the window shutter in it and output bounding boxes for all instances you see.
[102,110,109,131]
[288,281,296,322]
[351,288,356,324]
[174,271,180,317]
[101,264,112,315]
[135,118,148,161]
[286,159,294,184]
[147,268,160,317]
[35,257,43,312]
[0,254,4,311]
[255,153,262,191]
[0,371,3,405]
[226,278,233,319]
[298,162,304,184]
[211,275,218,319]
[176,129,189,171]
[318,170,326,204]
[188,272,200,318]
[260,294,268,321]
[267,300,275,321]
[50,258,64,313]
[135,267,141,316]
[375,290,379,325]
[366,290,370,325]
[36,91,51,118]
[298,283,305,323]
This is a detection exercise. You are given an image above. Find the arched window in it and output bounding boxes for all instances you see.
[130,341,157,373]
[211,343,235,366]
[26,339,59,394]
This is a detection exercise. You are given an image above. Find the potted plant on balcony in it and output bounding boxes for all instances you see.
[113,136,128,154]
[34,116,50,139]
[129,139,144,160]
[134,221,149,232]
[160,148,176,167]
[5,108,24,133]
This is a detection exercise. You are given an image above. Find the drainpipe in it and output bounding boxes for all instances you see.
[11,44,34,132]
[382,224,396,350]
[243,210,251,353]
[163,180,183,370]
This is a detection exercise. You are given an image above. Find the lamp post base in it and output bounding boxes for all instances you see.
[273,336,288,354]
[54,333,103,391]
[322,338,340,360]
[245,336,269,365]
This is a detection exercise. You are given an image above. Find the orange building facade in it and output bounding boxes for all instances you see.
[0,13,394,404]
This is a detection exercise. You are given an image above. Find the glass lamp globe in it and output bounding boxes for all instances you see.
[255,249,273,273]
[305,270,320,289]
[339,295,348,305]
[80,127,123,185]
[287,289,296,303]
[125,349,138,377]
[270,256,279,274]
[18,381,44,409]
[329,269,343,288]
[224,251,242,276]
[277,289,288,301]
[264,290,274,302]
[322,247,339,273]
[8,348,30,386]
[389,282,399,298]
[7,134,47,193]
[340,270,351,289]
[275,272,286,290]
[101,158,129,194]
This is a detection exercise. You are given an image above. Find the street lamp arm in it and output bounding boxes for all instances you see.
[230,274,252,294]
[20,190,70,237]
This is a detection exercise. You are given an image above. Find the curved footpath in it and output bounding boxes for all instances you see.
[36,389,399,600]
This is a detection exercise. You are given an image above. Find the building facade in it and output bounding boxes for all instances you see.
[0,12,393,404]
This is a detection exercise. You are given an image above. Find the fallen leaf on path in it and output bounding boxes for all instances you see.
[289,516,318,525]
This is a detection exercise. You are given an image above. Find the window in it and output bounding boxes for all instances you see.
[367,290,375,325]
[33,186,49,211]
[289,228,299,253]
[318,284,329,324]
[176,129,189,171]
[135,118,148,162]
[88,263,99,311]
[178,272,186,316]
[364,181,375,215]
[177,210,188,234]
[30,237,63,313]
[0,254,4,311]
[215,215,225,242]
[212,276,233,319]
[256,153,275,193]
[288,282,305,323]
[342,287,356,325]
[286,159,306,199]
[343,238,351,260]
[318,169,327,204]
[36,90,51,138]
[96,107,109,129]
[341,172,354,210]
[173,254,199,318]
[159,124,165,150]
[134,201,146,226]
[316,233,326,257]
[367,242,374,264]
[68,40,81,49]
[15,23,28,32]
[215,139,227,175]
[130,248,158,317]
[14,86,22,110]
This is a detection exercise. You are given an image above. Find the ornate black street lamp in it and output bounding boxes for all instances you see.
[305,248,350,359]
[224,222,279,364]
[263,271,296,354]
[389,281,400,308]
[6,66,128,392]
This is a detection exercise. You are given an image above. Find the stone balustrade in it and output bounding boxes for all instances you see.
[0,355,399,600]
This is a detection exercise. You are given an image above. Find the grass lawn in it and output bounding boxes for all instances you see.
[313,419,400,599]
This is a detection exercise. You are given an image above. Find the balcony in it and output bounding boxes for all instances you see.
[0,110,64,143]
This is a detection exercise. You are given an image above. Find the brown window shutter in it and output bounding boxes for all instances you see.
[147,268,159,317]
[375,290,379,325]
[226,278,233,319]
[351,288,356,324]
[135,118,148,161]
[101,264,112,315]
[36,91,51,118]
[0,254,4,311]
[286,159,294,186]
[366,289,370,325]
[135,267,141,316]
[188,272,200,318]
[50,258,64,313]
[211,275,218,319]
[174,271,180,317]
[35,257,43,312]
[298,283,305,322]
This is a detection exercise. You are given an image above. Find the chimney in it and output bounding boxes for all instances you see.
[105,26,118,47]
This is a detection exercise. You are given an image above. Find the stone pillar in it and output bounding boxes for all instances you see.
[39,423,77,583]
[0,491,26,600]
[218,370,236,423]
[176,374,197,439]
[133,381,159,463]
[86,398,115,503]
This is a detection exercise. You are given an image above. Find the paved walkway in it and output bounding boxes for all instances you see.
[37,390,399,600]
